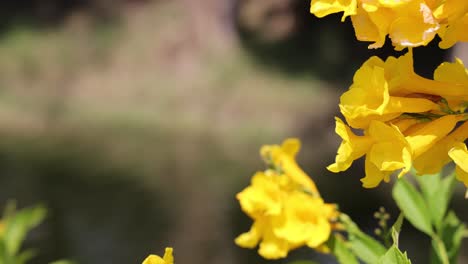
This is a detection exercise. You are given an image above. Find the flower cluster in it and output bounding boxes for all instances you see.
[328,49,468,188]
[142,247,174,264]
[235,138,338,259]
[237,2,468,262]
[310,0,468,49]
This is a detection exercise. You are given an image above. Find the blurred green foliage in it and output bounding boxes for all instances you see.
[0,202,47,264]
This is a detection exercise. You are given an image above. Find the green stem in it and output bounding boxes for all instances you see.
[432,234,450,264]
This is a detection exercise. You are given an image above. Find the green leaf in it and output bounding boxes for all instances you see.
[16,249,37,264]
[392,178,433,235]
[415,173,456,230]
[0,240,13,264]
[340,214,387,264]
[429,212,463,264]
[349,233,388,264]
[390,213,404,247]
[440,211,464,262]
[329,234,359,264]
[378,245,412,264]
[3,205,47,256]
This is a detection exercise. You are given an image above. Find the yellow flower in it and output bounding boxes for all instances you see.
[433,57,468,111]
[340,50,468,128]
[236,172,284,220]
[360,120,412,187]
[390,118,420,133]
[438,14,468,49]
[350,3,394,49]
[260,138,319,195]
[405,115,460,157]
[327,117,374,172]
[383,51,468,104]
[401,59,468,102]
[273,192,337,248]
[386,0,439,50]
[142,248,174,264]
[410,119,468,188]
[434,58,468,84]
[339,51,439,129]
[234,171,293,259]
[413,121,468,175]
[448,142,468,187]
[434,0,468,48]
[236,139,338,259]
[310,0,468,49]
[355,0,439,49]
[329,115,459,188]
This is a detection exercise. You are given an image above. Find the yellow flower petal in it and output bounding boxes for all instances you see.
[380,49,415,92]
[143,255,165,264]
[390,118,420,133]
[367,120,412,174]
[235,220,264,248]
[388,1,439,48]
[360,120,426,187]
[327,117,374,172]
[404,73,468,99]
[310,0,358,22]
[362,155,391,188]
[273,192,333,247]
[434,58,468,83]
[162,248,173,264]
[433,0,468,20]
[142,248,173,264]
[405,115,459,157]
[448,143,468,187]
[433,57,468,110]
[340,53,438,129]
[414,122,468,174]
[258,227,289,259]
[384,96,438,115]
[261,139,319,195]
[439,14,468,49]
[281,138,300,158]
[378,0,412,8]
[455,165,468,188]
[351,5,394,49]
[237,172,283,218]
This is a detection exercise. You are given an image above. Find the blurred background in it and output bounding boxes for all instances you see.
[0,0,467,263]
